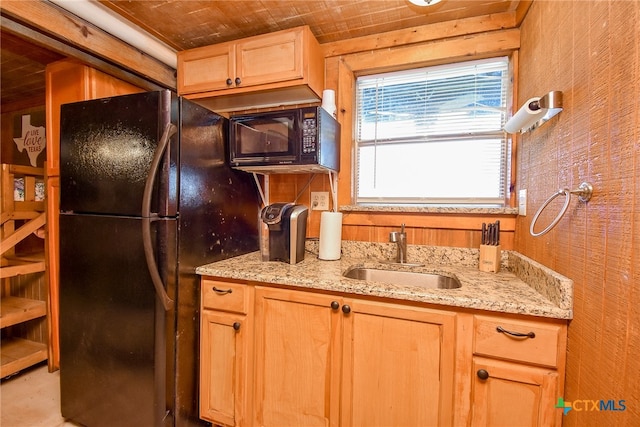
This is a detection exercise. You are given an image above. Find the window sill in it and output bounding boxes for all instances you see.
[340,205,518,215]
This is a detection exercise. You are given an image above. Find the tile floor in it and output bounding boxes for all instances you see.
[1,362,79,427]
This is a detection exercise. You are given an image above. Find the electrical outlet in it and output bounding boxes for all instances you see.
[519,189,527,216]
[311,191,329,211]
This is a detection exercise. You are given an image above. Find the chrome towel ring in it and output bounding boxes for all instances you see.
[530,182,593,237]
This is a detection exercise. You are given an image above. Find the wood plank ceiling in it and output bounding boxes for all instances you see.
[1,0,522,108]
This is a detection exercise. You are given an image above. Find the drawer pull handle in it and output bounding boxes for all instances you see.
[496,326,535,339]
[212,286,233,294]
[477,369,490,380]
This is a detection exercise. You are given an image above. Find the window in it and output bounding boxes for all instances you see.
[355,57,511,206]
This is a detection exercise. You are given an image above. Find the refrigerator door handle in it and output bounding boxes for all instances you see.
[142,122,177,311]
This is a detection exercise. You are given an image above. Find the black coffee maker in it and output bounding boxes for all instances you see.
[260,203,308,264]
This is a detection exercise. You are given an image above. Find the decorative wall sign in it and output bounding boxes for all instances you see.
[13,115,46,167]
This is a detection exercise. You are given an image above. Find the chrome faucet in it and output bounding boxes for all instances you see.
[389,223,407,263]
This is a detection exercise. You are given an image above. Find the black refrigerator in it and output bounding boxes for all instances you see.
[58,90,260,427]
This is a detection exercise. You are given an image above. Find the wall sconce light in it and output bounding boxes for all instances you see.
[504,91,563,134]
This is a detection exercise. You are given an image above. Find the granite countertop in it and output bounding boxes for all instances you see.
[196,241,573,320]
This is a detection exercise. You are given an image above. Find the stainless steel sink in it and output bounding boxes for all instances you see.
[343,267,461,289]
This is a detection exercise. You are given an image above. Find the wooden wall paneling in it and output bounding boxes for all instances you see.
[45,175,59,372]
[623,1,640,411]
[598,0,638,408]
[516,2,640,425]
[341,213,515,249]
[581,0,611,411]
[45,60,87,177]
[565,8,591,401]
[508,50,519,210]
[306,173,333,238]
[341,212,515,230]
[337,59,354,208]
[266,173,323,237]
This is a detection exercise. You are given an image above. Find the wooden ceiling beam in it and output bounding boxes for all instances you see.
[1,0,176,89]
[342,28,520,74]
[321,12,518,57]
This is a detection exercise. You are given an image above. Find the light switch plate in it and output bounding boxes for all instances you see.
[311,192,329,210]
[519,189,527,216]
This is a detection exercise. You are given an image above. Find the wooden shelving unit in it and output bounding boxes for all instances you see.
[1,164,48,378]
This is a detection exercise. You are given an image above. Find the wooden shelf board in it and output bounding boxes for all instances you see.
[0,261,46,279]
[0,296,47,329]
[2,252,46,263]
[0,337,48,378]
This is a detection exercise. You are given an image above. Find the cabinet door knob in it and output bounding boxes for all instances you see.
[235,77,242,86]
[342,304,351,314]
[233,322,241,331]
[477,369,489,380]
[226,78,233,86]
[330,301,339,310]
[212,286,233,294]
[496,326,535,339]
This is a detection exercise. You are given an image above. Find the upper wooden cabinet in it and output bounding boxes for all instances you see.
[177,26,325,112]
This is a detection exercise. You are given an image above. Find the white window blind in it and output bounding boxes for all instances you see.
[355,57,510,206]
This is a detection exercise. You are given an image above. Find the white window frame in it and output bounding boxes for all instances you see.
[354,57,512,207]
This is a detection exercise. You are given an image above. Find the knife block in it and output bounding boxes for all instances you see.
[479,244,501,273]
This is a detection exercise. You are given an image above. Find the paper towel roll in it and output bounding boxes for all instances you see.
[504,97,548,134]
[318,211,342,260]
[321,89,337,117]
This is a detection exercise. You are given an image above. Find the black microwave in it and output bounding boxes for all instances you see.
[229,107,340,173]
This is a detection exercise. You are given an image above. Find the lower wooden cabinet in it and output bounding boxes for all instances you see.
[253,287,341,427]
[200,311,248,426]
[341,299,456,427]
[200,279,252,427]
[470,314,566,427]
[471,358,559,427]
[199,277,567,427]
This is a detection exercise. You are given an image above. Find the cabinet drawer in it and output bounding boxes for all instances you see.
[473,315,563,368]
[202,280,249,313]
